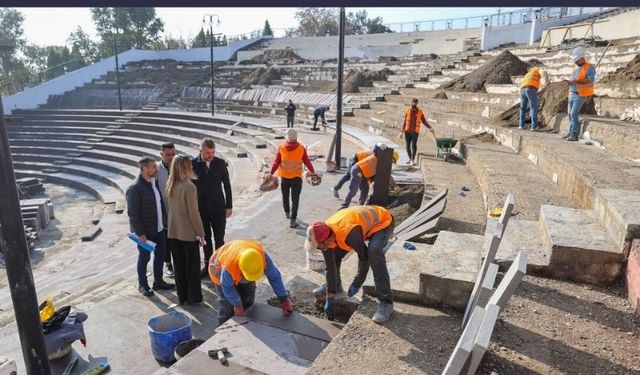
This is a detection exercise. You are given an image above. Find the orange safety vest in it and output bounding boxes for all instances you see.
[355,154,377,179]
[520,67,541,90]
[208,240,266,285]
[403,107,425,134]
[355,150,373,162]
[277,143,305,179]
[575,63,594,97]
[325,205,393,251]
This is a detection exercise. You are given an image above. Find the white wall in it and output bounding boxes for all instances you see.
[481,22,532,51]
[2,37,266,114]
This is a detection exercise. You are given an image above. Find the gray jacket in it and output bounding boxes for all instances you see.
[157,160,170,199]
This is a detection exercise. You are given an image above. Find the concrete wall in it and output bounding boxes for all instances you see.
[2,37,265,114]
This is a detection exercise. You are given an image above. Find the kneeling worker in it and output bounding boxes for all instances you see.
[305,205,395,324]
[209,239,294,326]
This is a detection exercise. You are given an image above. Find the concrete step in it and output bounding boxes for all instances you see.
[540,205,624,284]
[594,97,640,122]
[593,189,640,252]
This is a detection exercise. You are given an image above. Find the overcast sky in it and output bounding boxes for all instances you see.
[15,7,524,46]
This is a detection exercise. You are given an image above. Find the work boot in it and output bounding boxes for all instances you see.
[561,133,571,139]
[289,218,297,228]
[153,280,176,291]
[530,126,540,132]
[372,302,394,324]
[566,135,579,141]
[138,285,154,297]
[312,283,344,299]
[332,188,340,199]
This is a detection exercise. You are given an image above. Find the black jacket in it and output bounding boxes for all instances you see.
[126,175,167,239]
[192,155,233,216]
[285,103,296,117]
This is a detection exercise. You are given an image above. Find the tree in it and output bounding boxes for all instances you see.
[293,8,339,37]
[0,8,25,76]
[67,26,100,64]
[90,7,164,56]
[191,28,207,48]
[365,17,392,34]
[262,20,273,36]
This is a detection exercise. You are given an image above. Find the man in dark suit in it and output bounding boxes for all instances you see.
[192,138,233,278]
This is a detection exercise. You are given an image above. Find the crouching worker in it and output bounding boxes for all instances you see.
[305,205,395,324]
[341,144,399,209]
[209,240,294,326]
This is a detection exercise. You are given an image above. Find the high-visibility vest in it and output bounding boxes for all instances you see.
[403,107,425,134]
[209,240,266,285]
[520,67,541,90]
[325,205,393,251]
[355,150,373,162]
[575,63,594,97]
[355,154,377,179]
[277,143,305,179]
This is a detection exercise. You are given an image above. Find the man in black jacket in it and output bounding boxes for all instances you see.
[284,100,296,128]
[192,138,233,278]
[126,156,175,296]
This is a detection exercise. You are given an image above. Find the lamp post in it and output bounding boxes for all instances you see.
[0,43,51,375]
[112,27,123,111]
[335,7,345,169]
[203,14,220,117]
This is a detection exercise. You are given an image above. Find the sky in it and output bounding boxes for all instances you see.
[15,7,525,47]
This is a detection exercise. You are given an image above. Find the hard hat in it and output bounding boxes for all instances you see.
[238,248,264,281]
[392,150,400,164]
[570,46,586,63]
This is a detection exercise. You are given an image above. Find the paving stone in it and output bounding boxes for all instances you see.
[484,217,550,274]
[462,303,500,375]
[488,251,527,315]
[442,306,485,375]
[594,188,640,251]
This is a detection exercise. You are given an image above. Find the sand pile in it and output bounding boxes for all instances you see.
[242,67,284,87]
[341,68,394,93]
[600,54,640,82]
[242,49,304,65]
[439,51,530,92]
[432,91,448,99]
[498,81,597,128]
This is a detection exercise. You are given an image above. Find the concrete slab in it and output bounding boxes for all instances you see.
[540,205,624,284]
[594,188,640,251]
[484,217,550,274]
[488,252,527,315]
[442,306,484,375]
[154,349,265,375]
[393,188,447,234]
[394,198,446,237]
[462,303,500,375]
[243,304,342,342]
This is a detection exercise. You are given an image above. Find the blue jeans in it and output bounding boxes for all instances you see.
[519,87,539,129]
[351,225,394,304]
[137,229,166,288]
[334,155,357,191]
[568,93,587,137]
[341,166,369,208]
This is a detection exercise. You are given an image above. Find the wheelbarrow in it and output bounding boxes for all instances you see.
[435,137,458,162]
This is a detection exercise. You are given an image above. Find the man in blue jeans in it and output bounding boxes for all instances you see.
[563,46,596,142]
[126,156,175,296]
[518,66,548,131]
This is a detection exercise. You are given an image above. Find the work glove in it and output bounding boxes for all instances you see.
[347,284,360,298]
[324,298,335,321]
[233,304,245,316]
[280,297,294,316]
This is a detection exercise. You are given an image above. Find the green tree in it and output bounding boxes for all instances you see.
[262,20,273,36]
[68,26,100,64]
[191,28,207,48]
[293,8,339,37]
[90,7,164,56]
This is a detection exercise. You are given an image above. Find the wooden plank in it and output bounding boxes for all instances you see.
[393,188,448,233]
[394,198,446,236]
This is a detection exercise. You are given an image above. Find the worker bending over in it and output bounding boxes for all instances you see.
[331,148,373,199]
[305,205,395,324]
[209,239,294,326]
[341,144,398,209]
[518,66,549,131]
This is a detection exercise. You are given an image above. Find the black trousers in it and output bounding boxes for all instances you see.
[201,211,226,269]
[281,177,303,219]
[404,132,419,161]
[216,282,255,326]
[164,235,172,264]
[286,116,294,128]
[168,238,202,305]
[313,114,325,129]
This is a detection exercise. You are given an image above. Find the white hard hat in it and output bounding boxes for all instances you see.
[570,46,586,63]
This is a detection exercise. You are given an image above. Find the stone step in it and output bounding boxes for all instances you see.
[594,97,640,122]
[593,189,640,252]
[540,205,624,284]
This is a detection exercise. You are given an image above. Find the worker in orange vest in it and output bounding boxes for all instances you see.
[340,144,399,209]
[331,148,374,199]
[209,239,293,326]
[518,66,549,131]
[401,98,435,166]
[563,46,596,141]
[305,205,395,324]
[270,128,316,228]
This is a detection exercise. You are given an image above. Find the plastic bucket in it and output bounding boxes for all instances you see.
[148,311,192,363]
[306,249,325,272]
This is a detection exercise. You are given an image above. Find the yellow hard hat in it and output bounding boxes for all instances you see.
[238,248,264,281]
[392,150,400,164]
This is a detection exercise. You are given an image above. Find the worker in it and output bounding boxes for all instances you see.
[340,144,399,209]
[284,100,296,128]
[270,128,316,228]
[518,66,549,131]
[563,46,596,142]
[312,105,329,131]
[400,98,435,165]
[209,239,294,326]
[331,148,374,199]
[305,205,395,324]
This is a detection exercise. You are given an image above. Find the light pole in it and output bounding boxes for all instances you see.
[203,14,220,117]
[335,7,345,169]
[112,27,123,111]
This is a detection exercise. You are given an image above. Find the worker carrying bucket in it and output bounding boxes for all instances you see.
[209,239,293,326]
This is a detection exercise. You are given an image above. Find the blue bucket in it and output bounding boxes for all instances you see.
[148,311,192,363]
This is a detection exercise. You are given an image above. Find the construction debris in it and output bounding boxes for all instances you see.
[242,66,284,87]
[432,90,448,99]
[601,54,640,82]
[341,68,395,93]
[439,51,530,92]
[242,49,304,65]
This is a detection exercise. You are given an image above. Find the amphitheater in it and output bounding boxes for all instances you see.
[1,7,640,375]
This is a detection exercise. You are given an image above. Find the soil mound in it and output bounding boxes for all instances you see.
[242,67,284,87]
[439,51,530,92]
[341,68,394,93]
[242,49,304,65]
[432,91,448,99]
[600,54,640,82]
[497,81,597,128]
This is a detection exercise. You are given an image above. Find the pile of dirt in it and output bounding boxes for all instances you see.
[341,68,394,93]
[432,90,448,99]
[497,81,597,128]
[378,56,398,62]
[439,50,531,92]
[387,184,424,225]
[242,66,284,87]
[526,58,545,67]
[600,53,640,82]
[242,49,304,65]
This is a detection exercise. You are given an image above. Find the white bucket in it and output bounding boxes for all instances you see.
[306,250,325,272]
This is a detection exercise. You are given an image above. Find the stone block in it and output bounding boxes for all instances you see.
[484,217,550,274]
[442,306,485,375]
[593,189,640,252]
[462,303,500,375]
[488,252,527,315]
